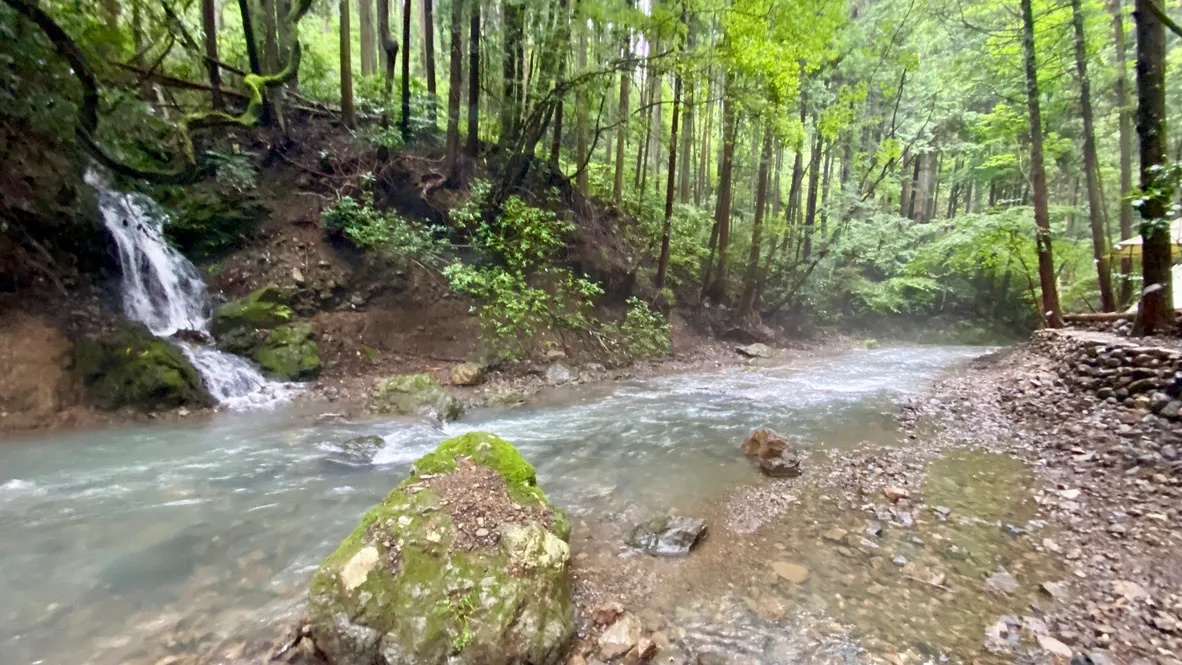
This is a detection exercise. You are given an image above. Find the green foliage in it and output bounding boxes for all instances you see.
[612,297,673,359]
[322,194,445,259]
[445,181,605,360]
[158,187,266,261]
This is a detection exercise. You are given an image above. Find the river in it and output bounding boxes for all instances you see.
[0,345,1048,665]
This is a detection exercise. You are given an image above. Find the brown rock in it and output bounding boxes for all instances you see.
[593,601,625,626]
[771,561,810,584]
[741,429,791,461]
[598,612,644,661]
[882,486,910,502]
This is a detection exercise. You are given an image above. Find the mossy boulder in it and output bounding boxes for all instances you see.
[369,373,463,421]
[211,285,292,337]
[73,322,213,410]
[256,323,321,380]
[308,432,574,665]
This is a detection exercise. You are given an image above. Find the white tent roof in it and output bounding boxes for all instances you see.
[1114,218,1182,251]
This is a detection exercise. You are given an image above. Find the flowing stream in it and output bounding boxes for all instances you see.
[0,345,1059,665]
[86,172,291,408]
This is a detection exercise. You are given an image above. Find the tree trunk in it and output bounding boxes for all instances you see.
[423,0,437,125]
[1132,0,1173,334]
[263,0,288,132]
[238,0,263,80]
[1112,0,1136,306]
[340,0,356,128]
[466,0,479,155]
[612,25,631,205]
[574,5,588,192]
[1072,0,1117,311]
[359,0,376,76]
[445,0,463,180]
[906,154,920,218]
[899,154,912,218]
[400,0,412,137]
[802,132,822,260]
[1022,0,1064,327]
[378,0,399,130]
[501,0,524,147]
[705,80,736,301]
[679,37,694,204]
[736,128,774,324]
[697,70,714,206]
[654,45,684,295]
[201,0,223,110]
[549,0,570,170]
[819,143,832,235]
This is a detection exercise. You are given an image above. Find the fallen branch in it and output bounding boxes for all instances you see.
[1063,310,1180,323]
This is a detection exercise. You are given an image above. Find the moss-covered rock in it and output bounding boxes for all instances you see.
[369,373,463,421]
[211,285,292,337]
[157,186,267,261]
[73,322,213,410]
[255,323,321,380]
[308,432,574,665]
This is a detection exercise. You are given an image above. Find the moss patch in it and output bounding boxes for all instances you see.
[210,285,292,337]
[255,323,320,380]
[308,433,574,665]
[73,322,213,410]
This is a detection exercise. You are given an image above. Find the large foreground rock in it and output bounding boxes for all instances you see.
[369,373,463,421]
[309,432,574,665]
[740,429,803,477]
[211,285,292,337]
[255,323,321,380]
[74,322,213,410]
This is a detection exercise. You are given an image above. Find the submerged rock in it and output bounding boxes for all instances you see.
[73,322,213,410]
[369,373,463,421]
[256,323,320,381]
[597,612,644,660]
[308,432,574,665]
[627,515,708,557]
[324,434,387,466]
[735,343,771,358]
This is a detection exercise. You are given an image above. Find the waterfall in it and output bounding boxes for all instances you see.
[86,171,294,408]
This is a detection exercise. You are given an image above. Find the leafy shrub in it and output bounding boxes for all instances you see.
[615,297,672,358]
[322,195,445,260]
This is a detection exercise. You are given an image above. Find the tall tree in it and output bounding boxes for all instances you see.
[612,14,632,205]
[550,0,571,169]
[501,0,524,146]
[359,0,377,76]
[704,82,736,301]
[1072,0,1116,312]
[1111,0,1135,305]
[1021,0,1063,327]
[423,0,437,125]
[401,0,412,137]
[575,3,589,193]
[655,4,686,295]
[467,0,480,155]
[736,128,773,324]
[802,132,822,260]
[1132,0,1173,334]
[445,0,463,180]
[377,0,399,131]
[201,0,223,110]
[341,0,357,128]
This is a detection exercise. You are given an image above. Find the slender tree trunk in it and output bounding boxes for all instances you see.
[1132,0,1173,334]
[238,0,263,80]
[899,154,912,218]
[635,53,653,191]
[1022,0,1064,327]
[359,0,376,76]
[202,0,223,110]
[654,50,683,295]
[706,82,736,301]
[263,0,289,132]
[575,5,588,192]
[549,0,570,170]
[697,70,714,206]
[679,38,694,204]
[501,0,524,146]
[737,128,773,324]
[906,155,920,218]
[423,0,437,125]
[1112,0,1136,306]
[1072,0,1117,311]
[802,132,822,260]
[819,143,833,235]
[340,0,356,128]
[466,0,479,155]
[401,0,413,137]
[445,0,463,180]
[378,0,399,130]
[612,26,631,205]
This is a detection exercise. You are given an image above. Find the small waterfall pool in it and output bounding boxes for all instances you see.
[86,171,293,408]
[0,345,1025,665]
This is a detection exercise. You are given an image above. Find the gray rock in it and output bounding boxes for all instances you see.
[449,362,486,386]
[983,568,1020,595]
[865,521,884,538]
[735,343,772,358]
[324,435,386,466]
[598,612,644,661]
[544,363,575,385]
[628,515,708,557]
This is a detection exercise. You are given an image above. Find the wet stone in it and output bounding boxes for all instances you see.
[983,568,1020,595]
[627,516,708,557]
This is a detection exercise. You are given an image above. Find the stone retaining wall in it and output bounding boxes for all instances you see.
[1030,329,1182,420]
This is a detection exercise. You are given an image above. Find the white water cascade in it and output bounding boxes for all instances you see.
[86,171,294,408]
